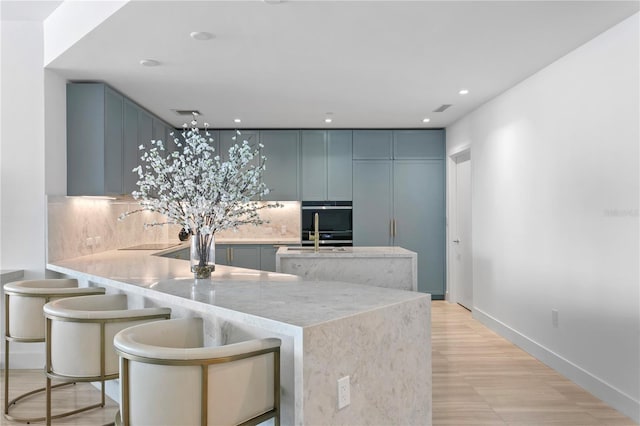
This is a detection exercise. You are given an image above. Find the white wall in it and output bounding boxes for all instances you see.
[447,13,639,422]
[1,21,47,279]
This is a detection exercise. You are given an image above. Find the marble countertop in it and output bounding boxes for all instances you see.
[47,249,426,328]
[277,246,417,258]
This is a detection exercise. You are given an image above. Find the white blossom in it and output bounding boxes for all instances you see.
[120,119,280,237]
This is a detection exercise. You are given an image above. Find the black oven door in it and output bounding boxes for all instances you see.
[301,202,352,246]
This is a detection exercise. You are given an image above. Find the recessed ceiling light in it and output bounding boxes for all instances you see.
[324,118,333,123]
[234,118,241,123]
[139,59,160,67]
[459,89,469,95]
[190,32,214,41]
[422,118,431,123]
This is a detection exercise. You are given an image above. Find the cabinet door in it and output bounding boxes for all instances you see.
[67,83,106,196]
[215,244,230,266]
[123,100,140,195]
[230,245,261,270]
[352,160,393,246]
[152,118,167,145]
[104,87,124,194]
[138,110,153,151]
[393,130,445,160]
[301,130,327,201]
[353,130,392,160]
[260,130,300,201]
[260,245,279,272]
[393,160,445,297]
[327,130,352,201]
[219,130,259,160]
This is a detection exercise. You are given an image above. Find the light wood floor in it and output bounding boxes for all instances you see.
[432,301,637,425]
[0,301,636,425]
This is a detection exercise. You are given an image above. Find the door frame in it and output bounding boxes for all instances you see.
[446,147,471,305]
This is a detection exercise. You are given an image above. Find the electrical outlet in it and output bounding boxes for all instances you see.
[94,236,101,246]
[337,376,350,409]
[552,309,559,328]
[86,237,94,247]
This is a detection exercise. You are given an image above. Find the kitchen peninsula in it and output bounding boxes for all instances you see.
[47,246,432,425]
[276,246,418,291]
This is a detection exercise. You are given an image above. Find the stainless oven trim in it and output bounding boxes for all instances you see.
[301,206,352,210]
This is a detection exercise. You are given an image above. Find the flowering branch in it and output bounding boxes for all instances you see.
[119,117,280,236]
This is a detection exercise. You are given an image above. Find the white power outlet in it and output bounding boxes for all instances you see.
[337,376,350,409]
[86,237,94,247]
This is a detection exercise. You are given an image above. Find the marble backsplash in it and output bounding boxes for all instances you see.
[47,196,301,262]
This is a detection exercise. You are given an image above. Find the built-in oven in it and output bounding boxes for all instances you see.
[301,201,353,246]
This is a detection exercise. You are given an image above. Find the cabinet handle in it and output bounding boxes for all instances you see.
[229,247,234,263]
[393,219,397,238]
[390,220,393,237]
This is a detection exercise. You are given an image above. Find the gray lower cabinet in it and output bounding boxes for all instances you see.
[215,244,261,270]
[259,245,280,272]
[301,130,352,201]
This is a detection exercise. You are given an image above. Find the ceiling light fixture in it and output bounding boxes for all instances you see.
[459,89,469,95]
[234,118,242,123]
[139,59,160,67]
[422,118,431,123]
[190,32,214,41]
[324,113,333,123]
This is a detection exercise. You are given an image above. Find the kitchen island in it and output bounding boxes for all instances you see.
[276,246,418,291]
[47,246,431,426]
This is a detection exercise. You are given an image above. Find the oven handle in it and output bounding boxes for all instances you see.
[302,206,352,210]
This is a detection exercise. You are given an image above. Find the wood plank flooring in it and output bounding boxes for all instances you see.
[432,301,637,425]
[0,301,635,425]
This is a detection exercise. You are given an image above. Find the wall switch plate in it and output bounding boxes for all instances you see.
[552,309,559,328]
[338,375,350,409]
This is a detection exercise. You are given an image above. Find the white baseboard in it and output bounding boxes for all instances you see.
[1,350,44,369]
[473,307,640,424]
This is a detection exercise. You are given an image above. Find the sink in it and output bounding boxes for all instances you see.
[287,246,346,252]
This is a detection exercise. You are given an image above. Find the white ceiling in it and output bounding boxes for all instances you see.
[40,1,640,128]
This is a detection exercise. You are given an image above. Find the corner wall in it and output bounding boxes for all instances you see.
[447,13,639,422]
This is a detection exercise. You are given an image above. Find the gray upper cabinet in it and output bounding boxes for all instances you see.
[219,130,257,160]
[393,130,445,159]
[67,82,175,196]
[301,130,352,201]
[260,130,300,201]
[67,83,124,196]
[353,130,393,160]
[123,99,140,194]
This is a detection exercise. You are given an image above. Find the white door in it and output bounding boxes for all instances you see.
[452,152,472,310]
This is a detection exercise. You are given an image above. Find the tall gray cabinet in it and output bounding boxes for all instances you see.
[353,130,445,298]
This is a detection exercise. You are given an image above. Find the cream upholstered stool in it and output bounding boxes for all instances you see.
[43,294,171,426]
[113,317,281,426]
[3,278,106,423]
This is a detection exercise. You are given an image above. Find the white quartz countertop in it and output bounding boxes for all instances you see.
[277,246,417,257]
[47,249,426,328]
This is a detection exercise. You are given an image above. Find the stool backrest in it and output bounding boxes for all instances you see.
[3,279,105,340]
[115,318,281,426]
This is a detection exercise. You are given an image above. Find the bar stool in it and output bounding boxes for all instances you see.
[113,317,281,426]
[3,278,106,423]
[43,294,171,425]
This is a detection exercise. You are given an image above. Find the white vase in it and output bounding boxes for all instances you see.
[190,231,215,279]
